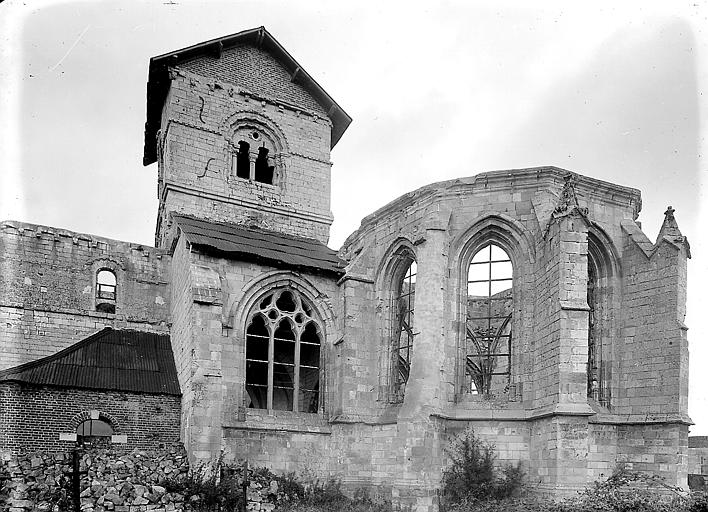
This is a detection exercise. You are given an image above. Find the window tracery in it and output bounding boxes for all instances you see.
[245,289,322,413]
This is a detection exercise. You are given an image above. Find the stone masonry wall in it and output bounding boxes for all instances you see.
[156,55,334,248]
[616,236,690,420]
[0,383,181,453]
[689,436,708,476]
[167,231,342,464]
[0,221,170,371]
[328,168,688,502]
[169,237,196,450]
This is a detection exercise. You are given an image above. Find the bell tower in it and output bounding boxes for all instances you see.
[142,27,351,248]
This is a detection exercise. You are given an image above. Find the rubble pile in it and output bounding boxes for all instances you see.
[0,446,292,512]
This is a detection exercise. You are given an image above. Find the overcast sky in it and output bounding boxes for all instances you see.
[1,0,707,433]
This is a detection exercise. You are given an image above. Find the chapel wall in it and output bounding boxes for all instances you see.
[169,241,342,462]
[0,221,170,371]
[615,236,690,419]
[334,169,690,500]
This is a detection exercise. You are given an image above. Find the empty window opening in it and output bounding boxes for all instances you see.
[466,243,513,395]
[245,289,322,413]
[96,269,117,314]
[254,147,274,184]
[586,251,612,406]
[96,270,116,300]
[587,263,599,400]
[392,258,416,400]
[276,290,297,312]
[236,140,250,179]
[76,419,113,446]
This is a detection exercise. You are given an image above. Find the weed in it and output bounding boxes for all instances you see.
[441,428,525,506]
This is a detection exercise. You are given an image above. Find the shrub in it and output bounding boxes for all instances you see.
[689,491,708,512]
[277,480,394,512]
[441,428,525,506]
[161,455,243,511]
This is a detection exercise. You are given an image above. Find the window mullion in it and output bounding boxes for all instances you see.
[267,327,274,411]
[293,328,301,412]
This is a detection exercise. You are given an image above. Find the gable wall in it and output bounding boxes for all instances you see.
[179,43,327,115]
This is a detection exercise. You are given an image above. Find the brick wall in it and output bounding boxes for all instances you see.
[0,383,180,453]
[179,44,327,115]
[0,221,171,371]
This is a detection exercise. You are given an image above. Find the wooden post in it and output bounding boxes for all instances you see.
[241,459,249,512]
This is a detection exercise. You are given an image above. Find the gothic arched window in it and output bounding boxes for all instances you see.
[245,289,322,413]
[465,243,513,395]
[391,254,416,401]
[587,232,614,407]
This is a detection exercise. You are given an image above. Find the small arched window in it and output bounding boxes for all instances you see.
[96,269,117,314]
[232,128,276,185]
[245,289,322,413]
[465,243,513,395]
[76,419,113,446]
[236,141,251,179]
[391,255,416,401]
[96,270,116,299]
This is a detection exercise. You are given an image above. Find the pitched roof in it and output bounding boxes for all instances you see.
[174,215,346,277]
[143,26,352,165]
[0,329,180,395]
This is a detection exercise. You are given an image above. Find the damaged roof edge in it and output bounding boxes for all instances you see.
[343,166,642,248]
[143,26,352,166]
[173,215,346,277]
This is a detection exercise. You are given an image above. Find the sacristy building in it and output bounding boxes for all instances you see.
[0,27,693,510]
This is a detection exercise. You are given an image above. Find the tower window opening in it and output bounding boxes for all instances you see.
[254,146,274,184]
[236,140,250,179]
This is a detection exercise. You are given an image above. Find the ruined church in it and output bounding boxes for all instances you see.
[0,27,693,509]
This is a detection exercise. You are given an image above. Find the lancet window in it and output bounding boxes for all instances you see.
[465,243,513,395]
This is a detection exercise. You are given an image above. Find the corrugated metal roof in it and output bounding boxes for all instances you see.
[174,215,346,277]
[0,329,180,395]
